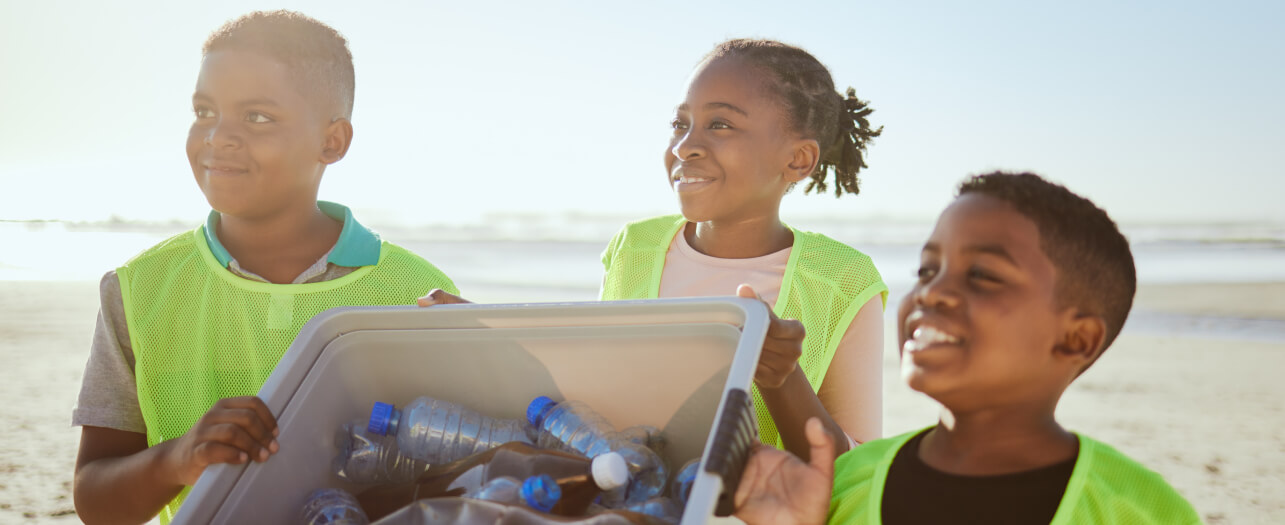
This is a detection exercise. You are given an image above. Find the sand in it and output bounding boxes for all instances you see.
[1,279,1282,524]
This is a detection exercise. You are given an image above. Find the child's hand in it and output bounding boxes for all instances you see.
[416,288,472,307]
[163,396,279,486]
[737,284,804,389]
[734,417,835,525]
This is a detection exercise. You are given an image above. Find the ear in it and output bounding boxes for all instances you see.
[320,118,354,165]
[784,138,820,183]
[1053,310,1107,372]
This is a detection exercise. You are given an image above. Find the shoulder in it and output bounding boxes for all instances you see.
[788,228,886,299]
[830,429,923,522]
[1062,435,1202,524]
[611,215,685,242]
[118,228,199,269]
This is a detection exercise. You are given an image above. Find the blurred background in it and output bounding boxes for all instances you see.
[2,1,1282,523]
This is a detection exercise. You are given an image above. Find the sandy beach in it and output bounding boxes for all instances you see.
[2,279,1282,524]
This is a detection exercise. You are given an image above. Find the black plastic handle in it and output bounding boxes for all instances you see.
[703,388,758,516]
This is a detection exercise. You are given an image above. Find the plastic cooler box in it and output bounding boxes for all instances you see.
[173,297,769,524]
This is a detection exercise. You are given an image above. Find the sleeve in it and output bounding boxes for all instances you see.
[598,226,626,300]
[70,271,146,434]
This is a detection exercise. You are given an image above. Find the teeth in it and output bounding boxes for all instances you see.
[903,326,960,353]
[679,176,710,183]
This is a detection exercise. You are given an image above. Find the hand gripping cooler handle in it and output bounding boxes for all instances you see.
[703,388,758,516]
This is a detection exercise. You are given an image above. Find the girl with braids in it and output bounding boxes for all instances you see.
[597,38,887,461]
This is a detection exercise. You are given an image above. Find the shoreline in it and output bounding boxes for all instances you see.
[1,279,1281,523]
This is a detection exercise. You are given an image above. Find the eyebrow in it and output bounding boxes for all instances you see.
[191,93,282,108]
[922,242,1019,265]
[675,102,749,117]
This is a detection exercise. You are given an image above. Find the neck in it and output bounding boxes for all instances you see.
[686,213,793,259]
[215,201,342,284]
[919,401,1077,476]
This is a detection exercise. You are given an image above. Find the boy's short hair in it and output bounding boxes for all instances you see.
[203,10,355,119]
[958,172,1136,355]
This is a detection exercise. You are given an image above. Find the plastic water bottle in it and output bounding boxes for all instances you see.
[525,396,668,504]
[670,458,700,505]
[333,420,429,485]
[416,442,629,516]
[367,397,533,464]
[299,488,368,525]
[589,496,682,524]
[376,498,667,525]
[618,425,666,455]
[464,475,560,512]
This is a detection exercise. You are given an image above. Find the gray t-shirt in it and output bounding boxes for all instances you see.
[71,254,355,433]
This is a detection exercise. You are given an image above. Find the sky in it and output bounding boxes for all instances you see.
[1,0,1282,227]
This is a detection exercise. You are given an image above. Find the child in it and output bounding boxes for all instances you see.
[598,39,887,459]
[70,11,457,524]
[732,172,1201,524]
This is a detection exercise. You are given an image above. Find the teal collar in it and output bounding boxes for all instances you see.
[203,201,381,268]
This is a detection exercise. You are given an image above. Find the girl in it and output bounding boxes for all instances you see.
[597,39,887,459]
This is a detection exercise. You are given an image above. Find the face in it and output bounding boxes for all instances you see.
[187,50,331,220]
[897,194,1071,410]
[665,57,802,223]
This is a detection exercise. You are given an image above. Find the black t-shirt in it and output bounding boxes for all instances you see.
[881,430,1077,525]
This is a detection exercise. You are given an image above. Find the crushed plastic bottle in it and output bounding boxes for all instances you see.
[333,419,429,485]
[670,459,699,505]
[368,397,533,464]
[300,487,369,525]
[370,498,671,525]
[464,475,560,512]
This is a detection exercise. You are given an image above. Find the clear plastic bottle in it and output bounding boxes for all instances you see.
[526,396,668,504]
[373,498,671,525]
[589,496,682,524]
[358,442,629,521]
[670,459,699,505]
[299,488,369,525]
[333,420,429,485]
[465,475,561,513]
[367,397,533,464]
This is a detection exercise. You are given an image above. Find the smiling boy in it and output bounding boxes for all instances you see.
[71,11,456,523]
[732,172,1200,525]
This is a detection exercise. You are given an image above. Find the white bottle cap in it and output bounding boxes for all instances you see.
[591,452,631,491]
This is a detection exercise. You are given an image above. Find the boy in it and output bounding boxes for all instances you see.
[733,172,1200,524]
[70,11,457,524]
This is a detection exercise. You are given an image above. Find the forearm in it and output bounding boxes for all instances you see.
[758,366,850,462]
[74,439,183,525]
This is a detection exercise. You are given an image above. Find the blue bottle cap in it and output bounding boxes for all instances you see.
[367,401,395,436]
[520,474,561,512]
[526,396,556,427]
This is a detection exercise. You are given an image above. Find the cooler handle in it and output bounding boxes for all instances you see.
[704,387,758,516]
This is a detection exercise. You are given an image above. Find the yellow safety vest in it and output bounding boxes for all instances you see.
[600,215,886,448]
[118,227,457,522]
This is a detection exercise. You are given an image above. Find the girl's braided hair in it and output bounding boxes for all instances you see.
[704,39,882,197]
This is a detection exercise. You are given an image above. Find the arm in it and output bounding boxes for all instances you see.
[737,286,848,462]
[816,296,884,444]
[74,397,280,524]
[734,417,834,525]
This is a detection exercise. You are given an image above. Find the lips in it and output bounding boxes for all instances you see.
[202,162,247,175]
[670,166,715,192]
[902,324,963,354]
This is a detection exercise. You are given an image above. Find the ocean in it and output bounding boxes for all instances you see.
[3,217,1283,341]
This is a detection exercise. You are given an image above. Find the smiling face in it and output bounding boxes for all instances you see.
[897,194,1076,411]
[664,57,805,224]
[187,50,332,220]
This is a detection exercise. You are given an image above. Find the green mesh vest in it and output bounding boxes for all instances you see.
[117,227,457,522]
[599,215,887,448]
[829,429,1204,524]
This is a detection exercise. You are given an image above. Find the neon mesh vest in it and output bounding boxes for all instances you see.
[117,227,457,522]
[599,215,887,448]
[828,429,1203,524]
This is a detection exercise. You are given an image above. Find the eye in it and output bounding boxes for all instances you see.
[915,265,938,283]
[193,106,214,119]
[709,120,732,130]
[670,118,689,132]
[245,111,273,124]
[967,267,1001,284]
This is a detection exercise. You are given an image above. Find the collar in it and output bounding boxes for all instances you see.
[203,201,382,268]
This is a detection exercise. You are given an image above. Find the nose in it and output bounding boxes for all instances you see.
[670,128,706,161]
[203,117,241,149]
[914,270,961,311]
